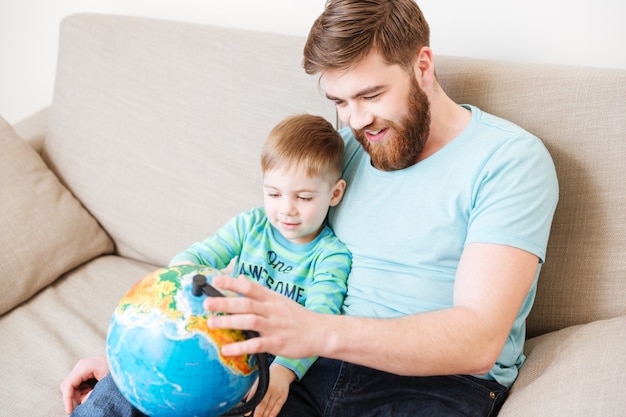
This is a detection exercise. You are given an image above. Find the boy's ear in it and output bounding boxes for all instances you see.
[330,179,347,207]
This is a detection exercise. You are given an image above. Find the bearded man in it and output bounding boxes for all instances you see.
[206,1,558,416]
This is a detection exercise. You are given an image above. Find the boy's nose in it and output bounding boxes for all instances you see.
[281,199,296,216]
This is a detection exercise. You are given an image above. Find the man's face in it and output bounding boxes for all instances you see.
[321,51,431,171]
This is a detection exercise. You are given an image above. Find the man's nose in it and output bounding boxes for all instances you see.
[347,103,374,131]
[339,102,373,131]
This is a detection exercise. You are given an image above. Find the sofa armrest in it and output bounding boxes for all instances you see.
[12,106,49,153]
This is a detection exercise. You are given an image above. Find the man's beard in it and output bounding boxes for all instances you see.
[354,77,431,171]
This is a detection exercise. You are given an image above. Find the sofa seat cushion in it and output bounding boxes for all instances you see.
[0,255,156,417]
[499,315,626,416]
[0,115,114,316]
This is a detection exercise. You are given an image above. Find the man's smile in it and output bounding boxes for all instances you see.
[364,127,388,143]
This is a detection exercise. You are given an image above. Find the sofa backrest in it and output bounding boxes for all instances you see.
[43,14,626,338]
[436,56,626,337]
[43,14,336,266]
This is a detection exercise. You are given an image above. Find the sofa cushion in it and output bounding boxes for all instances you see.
[0,255,155,417]
[499,315,626,416]
[0,115,114,315]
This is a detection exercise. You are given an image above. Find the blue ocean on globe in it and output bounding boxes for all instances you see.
[106,265,258,417]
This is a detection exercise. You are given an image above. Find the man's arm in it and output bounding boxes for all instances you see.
[205,242,538,376]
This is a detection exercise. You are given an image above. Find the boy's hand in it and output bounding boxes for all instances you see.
[248,363,296,417]
[59,355,109,414]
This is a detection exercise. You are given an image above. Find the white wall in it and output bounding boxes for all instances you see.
[1,0,624,125]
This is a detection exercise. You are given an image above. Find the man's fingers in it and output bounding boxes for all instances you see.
[207,305,264,328]
[204,295,258,316]
[219,333,266,356]
[212,275,272,300]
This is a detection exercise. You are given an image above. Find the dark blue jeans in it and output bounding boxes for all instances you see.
[72,358,508,417]
[279,358,509,417]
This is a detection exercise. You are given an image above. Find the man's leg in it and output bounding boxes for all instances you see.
[71,373,146,417]
[329,366,509,417]
[279,358,344,417]
[280,359,508,417]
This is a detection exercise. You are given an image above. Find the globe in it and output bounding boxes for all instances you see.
[106,265,267,417]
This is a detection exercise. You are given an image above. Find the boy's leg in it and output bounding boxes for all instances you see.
[71,373,146,417]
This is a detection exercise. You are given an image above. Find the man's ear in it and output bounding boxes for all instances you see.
[330,179,347,207]
[413,46,435,87]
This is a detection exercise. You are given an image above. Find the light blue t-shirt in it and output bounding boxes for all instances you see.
[328,105,558,387]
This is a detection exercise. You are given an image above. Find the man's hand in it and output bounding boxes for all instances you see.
[204,275,326,359]
[60,355,109,414]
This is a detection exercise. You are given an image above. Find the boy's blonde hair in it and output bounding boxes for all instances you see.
[261,114,344,182]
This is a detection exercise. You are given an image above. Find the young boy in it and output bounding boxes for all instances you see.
[169,113,352,417]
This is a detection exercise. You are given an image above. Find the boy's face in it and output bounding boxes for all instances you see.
[263,167,345,244]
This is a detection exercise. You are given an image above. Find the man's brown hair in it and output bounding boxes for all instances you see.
[261,114,344,182]
[303,0,430,74]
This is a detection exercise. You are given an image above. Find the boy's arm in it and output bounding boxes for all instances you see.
[303,247,351,315]
[169,211,251,267]
[271,355,317,380]
[169,236,233,268]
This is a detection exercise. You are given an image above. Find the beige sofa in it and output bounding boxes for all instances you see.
[1,13,625,417]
